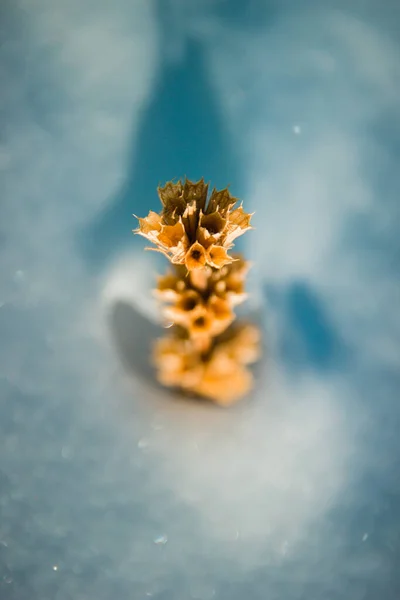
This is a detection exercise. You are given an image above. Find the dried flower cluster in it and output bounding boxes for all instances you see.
[135,178,260,406]
[154,323,261,406]
[136,178,252,270]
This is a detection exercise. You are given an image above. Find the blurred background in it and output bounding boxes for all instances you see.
[1,0,400,598]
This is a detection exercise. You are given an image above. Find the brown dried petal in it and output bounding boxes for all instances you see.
[206,187,237,215]
[159,184,187,226]
[157,180,183,207]
[200,211,226,238]
[182,201,199,241]
[182,178,209,212]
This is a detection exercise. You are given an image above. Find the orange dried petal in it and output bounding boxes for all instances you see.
[136,210,162,233]
[195,361,253,406]
[185,242,207,270]
[208,295,233,321]
[157,220,186,248]
[206,245,232,269]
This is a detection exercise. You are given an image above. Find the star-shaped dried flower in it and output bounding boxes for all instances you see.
[134,178,253,270]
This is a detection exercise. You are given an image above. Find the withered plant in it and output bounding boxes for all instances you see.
[134,178,260,406]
